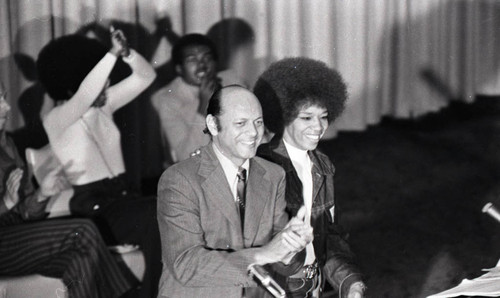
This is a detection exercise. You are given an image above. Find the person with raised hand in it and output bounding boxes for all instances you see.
[38,28,160,297]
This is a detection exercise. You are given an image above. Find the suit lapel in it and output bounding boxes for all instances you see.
[199,145,242,234]
[244,158,270,247]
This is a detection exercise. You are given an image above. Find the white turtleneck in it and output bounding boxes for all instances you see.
[283,139,316,265]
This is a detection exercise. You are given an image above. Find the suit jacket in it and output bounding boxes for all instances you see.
[157,143,300,298]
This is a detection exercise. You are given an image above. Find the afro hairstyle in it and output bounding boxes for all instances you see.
[171,33,218,66]
[253,57,347,136]
[37,34,108,101]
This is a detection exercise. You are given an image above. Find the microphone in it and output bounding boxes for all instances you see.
[248,264,285,298]
[482,202,500,223]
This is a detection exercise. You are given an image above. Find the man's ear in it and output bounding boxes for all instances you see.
[206,114,218,136]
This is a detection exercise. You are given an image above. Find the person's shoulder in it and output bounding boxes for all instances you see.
[257,139,286,165]
[42,103,62,123]
[151,78,182,103]
[164,153,200,173]
[252,155,285,177]
[257,140,277,158]
[311,148,335,172]
[313,148,330,160]
[42,104,66,135]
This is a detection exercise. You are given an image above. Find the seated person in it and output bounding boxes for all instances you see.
[151,33,245,164]
[157,85,313,298]
[0,81,135,298]
[37,30,160,298]
[255,58,367,298]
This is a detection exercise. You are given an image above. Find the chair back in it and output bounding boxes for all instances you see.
[25,146,73,218]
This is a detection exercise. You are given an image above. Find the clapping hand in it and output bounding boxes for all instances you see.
[258,206,313,265]
[39,164,69,199]
[3,168,23,209]
[279,206,314,263]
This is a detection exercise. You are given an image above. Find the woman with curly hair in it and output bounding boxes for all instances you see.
[256,57,366,298]
[37,29,160,297]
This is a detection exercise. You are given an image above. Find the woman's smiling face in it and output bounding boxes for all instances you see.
[283,104,329,151]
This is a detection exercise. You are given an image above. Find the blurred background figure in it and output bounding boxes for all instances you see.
[37,30,161,297]
[0,80,136,298]
[256,57,366,298]
[76,19,172,192]
[151,33,246,166]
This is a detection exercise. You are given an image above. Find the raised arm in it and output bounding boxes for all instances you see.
[106,49,156,112]
[106,29,156,112]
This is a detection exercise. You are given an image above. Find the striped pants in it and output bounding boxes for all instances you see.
[0,218,135,298]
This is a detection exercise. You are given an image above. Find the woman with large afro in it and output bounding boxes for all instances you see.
[256,57,367,298]
[37,29,161,297]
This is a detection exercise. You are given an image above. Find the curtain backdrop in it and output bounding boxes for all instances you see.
[1,0,499,181]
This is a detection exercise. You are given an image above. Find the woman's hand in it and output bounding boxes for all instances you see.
[348,282,366,298]
[3,168,23,209]
[109,27,130,57]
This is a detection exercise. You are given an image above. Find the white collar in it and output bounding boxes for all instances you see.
[283,139,309,164]
[212,143,250,187]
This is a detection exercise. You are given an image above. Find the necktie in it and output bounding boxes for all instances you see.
[236,167,247,232]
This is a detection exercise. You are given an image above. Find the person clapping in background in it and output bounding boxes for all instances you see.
[0,80,136,298]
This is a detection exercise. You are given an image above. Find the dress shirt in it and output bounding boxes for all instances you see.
[212,143,249,201]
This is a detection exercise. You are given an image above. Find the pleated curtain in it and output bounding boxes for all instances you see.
[0,0,498,173]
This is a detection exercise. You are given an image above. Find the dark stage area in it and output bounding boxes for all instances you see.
[317,97,500,297]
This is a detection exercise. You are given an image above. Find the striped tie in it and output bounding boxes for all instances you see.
[236,167,247,232]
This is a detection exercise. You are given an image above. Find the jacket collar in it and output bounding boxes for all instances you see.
[266,138,334,176]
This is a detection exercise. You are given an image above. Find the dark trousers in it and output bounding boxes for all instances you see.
[71,175,162,298]
[0,218,134,298]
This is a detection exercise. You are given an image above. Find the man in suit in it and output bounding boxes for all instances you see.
[157,85,313,298]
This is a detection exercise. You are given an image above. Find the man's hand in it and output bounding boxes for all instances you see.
[198,76,221,115]
[3,168,22,209]
[282,206,314,252]
[110,27,130,57]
